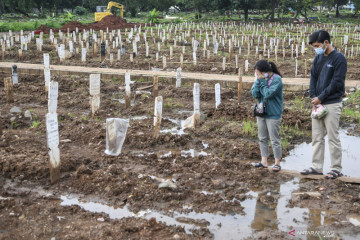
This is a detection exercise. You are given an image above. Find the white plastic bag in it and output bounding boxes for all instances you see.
[104,118,129,156]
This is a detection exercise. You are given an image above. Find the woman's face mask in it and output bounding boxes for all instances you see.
[255,70,268,79]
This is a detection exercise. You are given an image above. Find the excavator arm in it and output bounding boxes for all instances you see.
[95,1,123,22]
[106,1,123,19]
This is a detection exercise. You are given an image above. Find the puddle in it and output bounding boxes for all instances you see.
[129,145,210,159]
[181,149,209,158]
[161,118,186,135]
[59,178,359,239]
[283,129,360,177]
[113,98,135,106]
[6,178,359,239]
[131,115,150,121]
[348,214,360,227]
[135,90,152,95]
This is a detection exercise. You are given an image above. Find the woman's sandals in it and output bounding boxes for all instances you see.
[253,162,268,168]
[272,164,281,172]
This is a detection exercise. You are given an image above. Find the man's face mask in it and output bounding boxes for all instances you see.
[314,43,327,55]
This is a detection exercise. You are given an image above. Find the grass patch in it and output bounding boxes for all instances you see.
[291,96,309,114]
[241,119,257,138]
[342,90,360,124]
[30,120,41,129]
[164,97,185,109]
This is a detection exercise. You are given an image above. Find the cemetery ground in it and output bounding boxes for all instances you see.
[1,19,360,239]
[2,29,360,81]
[0,71,360,239]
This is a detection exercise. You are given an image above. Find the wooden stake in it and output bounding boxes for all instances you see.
[4,77,13,103]
[238,68,243,103]
[18,49,22,60]
[153,75,159,98]
[206,50,210,65]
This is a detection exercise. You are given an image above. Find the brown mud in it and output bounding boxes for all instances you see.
[36,15,139,34]
[0,73,359,239]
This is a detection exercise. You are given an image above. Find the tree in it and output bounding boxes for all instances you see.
[281,0,322,20]
[353,0,360,15]
[332,0,348,17]
[237,0,258,22]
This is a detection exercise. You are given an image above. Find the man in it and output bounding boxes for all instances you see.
[300,30,347,179]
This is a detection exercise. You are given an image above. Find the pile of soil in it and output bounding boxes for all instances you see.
[36,25,52,34]
[60,21,86,32]
[36,15,138,34]
[89,15,136,31]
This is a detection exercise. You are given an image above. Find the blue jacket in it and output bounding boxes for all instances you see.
[309,50,347,104]
[251,74,283,119]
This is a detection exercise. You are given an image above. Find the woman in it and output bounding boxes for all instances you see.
[251,60,283,172]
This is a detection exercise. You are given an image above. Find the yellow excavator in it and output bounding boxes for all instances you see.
[95,1,124,22]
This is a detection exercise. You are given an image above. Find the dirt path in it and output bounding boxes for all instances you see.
[0,62,359,91]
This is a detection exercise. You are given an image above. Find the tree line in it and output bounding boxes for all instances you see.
[0,0,359,21]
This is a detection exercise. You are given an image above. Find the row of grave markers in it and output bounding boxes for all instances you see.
[3,58,244,184]
[2,22,360,69]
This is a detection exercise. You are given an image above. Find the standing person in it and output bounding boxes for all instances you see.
[300,30,347,179]
[251,60,283,172]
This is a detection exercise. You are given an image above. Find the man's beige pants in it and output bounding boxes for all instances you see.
[312,102,342,173]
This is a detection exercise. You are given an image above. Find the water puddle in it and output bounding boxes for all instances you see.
[58,178,360,239]
[5,178,359,239]
[160,118,186,135]
[131,115,150,121]
[283,129,360,177]
[348,214,360,227]
[129,141,210,159]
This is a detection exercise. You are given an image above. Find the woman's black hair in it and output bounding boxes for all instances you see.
[254,60,282,77]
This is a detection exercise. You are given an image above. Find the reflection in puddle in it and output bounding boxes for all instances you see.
[131,115,150,121]
[58,177,360,239]
[130,147,210,159]
[161,118,186,135]
[283,129,360,177]
[181,149,209,158]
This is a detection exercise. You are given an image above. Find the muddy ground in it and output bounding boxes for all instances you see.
[0,73,360,239]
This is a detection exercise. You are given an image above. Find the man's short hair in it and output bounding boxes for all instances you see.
[309,30,331,45]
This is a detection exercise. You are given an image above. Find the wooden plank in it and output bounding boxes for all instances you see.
[0,62,358,90]
[272,169,360,184]
[137,85,153,91]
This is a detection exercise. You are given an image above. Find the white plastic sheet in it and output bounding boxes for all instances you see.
[105,118,129,156]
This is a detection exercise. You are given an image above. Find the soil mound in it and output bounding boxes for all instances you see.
[36,25,53,34]
[37,15,138,34]
[60,21,86,32]
[90,15,136,30]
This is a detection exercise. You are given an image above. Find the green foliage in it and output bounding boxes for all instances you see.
[0,21,40,32]
[146,9,160,24]
[291,96,309,114]
[342,90,360,123]
[75,6,87,15]
[174,18,184,24]
[241,120,257,138]
[30,120,41,129]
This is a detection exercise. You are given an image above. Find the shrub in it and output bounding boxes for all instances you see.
[146,9,159,24]
[75,6,87,15]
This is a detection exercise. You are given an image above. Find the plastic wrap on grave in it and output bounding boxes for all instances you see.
[105,118,130,156]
